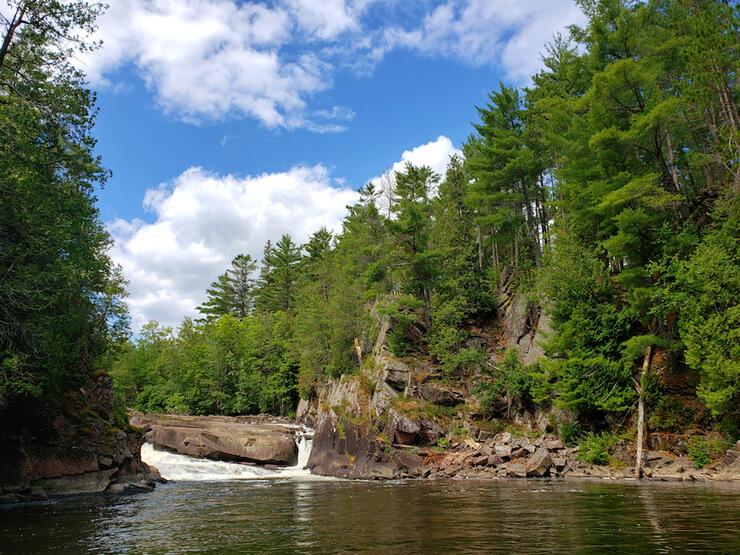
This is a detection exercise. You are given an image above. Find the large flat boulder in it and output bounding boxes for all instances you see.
[131,413,298,465]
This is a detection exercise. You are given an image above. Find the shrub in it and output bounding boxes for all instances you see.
[688,438,710,469]
[560,420,585,447]
[579,431,619,465]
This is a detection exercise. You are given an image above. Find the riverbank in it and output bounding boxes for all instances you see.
[134,412,740,484]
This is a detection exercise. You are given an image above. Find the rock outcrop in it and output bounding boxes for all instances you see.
[130,413,300,465]
[0,373,162,504]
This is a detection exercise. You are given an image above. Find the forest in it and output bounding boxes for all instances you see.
[1,0,738,446]
[108,0,739,442]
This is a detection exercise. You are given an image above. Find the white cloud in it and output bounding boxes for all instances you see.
[109,165,358,330]
[78,0,585,129]
[373,0,587,83]
[78,0,347,128]
[110,135,462,331]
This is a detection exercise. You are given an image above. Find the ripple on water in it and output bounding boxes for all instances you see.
[0,479,738,553]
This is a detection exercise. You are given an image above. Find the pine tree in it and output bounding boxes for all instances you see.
[196,254,257,321]
[257,235,302,312]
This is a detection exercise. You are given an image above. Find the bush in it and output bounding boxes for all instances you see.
[579,431,620,465]
[560,420,585,447]
[688,438,710,469]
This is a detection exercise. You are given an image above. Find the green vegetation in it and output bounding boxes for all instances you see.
[579,431,621,466]
[109,0,739,441]
[2,0,737,451]
[0,1,128,428]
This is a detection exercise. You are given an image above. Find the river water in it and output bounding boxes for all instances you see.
[1,445,739,553]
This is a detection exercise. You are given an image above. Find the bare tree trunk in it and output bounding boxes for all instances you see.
[0,5,27,70]
[476,225,483,270]
[354,338,363,366]
[634,344,653,479]
[665,129,681,195]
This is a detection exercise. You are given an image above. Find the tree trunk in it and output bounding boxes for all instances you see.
[634,344,653,479]
[476,225,483,270]
[0,6,26,71]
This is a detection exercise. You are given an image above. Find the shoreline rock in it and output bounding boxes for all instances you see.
[130,412,301,466]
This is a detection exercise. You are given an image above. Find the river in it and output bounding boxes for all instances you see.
[1,445,739,553]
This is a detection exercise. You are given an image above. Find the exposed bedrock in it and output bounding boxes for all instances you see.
[130,412,299,465]
[0,374,163,503]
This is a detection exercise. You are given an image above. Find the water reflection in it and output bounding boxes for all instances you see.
[1,479,738,553]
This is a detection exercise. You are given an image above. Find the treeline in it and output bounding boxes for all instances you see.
[113,0,738,436]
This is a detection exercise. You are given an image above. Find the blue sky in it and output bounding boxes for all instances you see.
[77,0,586,330]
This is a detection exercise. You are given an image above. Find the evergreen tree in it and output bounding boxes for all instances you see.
[257,235,302,312]
[197,254,257,321]
[429,156,492,374]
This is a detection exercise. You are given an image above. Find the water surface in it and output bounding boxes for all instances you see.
[2,479,738,553]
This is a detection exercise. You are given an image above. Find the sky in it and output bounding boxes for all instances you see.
[67,0,587,331]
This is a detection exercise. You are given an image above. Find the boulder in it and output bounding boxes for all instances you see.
[495,444,512,458]
[418,383,465,406]
[387,410,420,445]
[497,432,512,444]
[381,359,411,390]
[487,454,504,466]
[477,429,497,442]
[138,414,299,465]
[545,439,565,451]
[510,448,526,460]
[526,446,552,477]
[506,462,527,478]
[551,455,567,469]
[418,417,444,446]
[519,439,536,453]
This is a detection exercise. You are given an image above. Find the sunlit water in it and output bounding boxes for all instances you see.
[2,445,739,553]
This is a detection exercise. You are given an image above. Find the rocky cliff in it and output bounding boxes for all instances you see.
[298,277,740,482]
[0,373,162,503]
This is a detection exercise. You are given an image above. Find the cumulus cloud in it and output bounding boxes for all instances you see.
[78,0,585,129]
[109,165,358,330]
[77,0,350,128]
[110,135,462,330]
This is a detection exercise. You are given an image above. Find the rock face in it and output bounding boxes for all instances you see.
[306,412,422,480]
[0,373,163,503]
[418,383,465,406]
[130,413,299,465]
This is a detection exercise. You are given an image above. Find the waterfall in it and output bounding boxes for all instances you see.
[141,427,315,482]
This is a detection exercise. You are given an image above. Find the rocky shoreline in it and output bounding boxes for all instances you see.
[0,374,163,504]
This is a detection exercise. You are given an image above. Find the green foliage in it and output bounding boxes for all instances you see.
[0,0,129,420]
[379,296,424,357]
[111,313,299,416]
[687,438,710,469]
[197,254,258,321]
[477,348,536,415]
[578,431,620,466]
[429,155,494,375]
[559,420,585,447]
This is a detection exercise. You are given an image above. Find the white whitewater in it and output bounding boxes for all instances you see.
[141,428,315,482]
